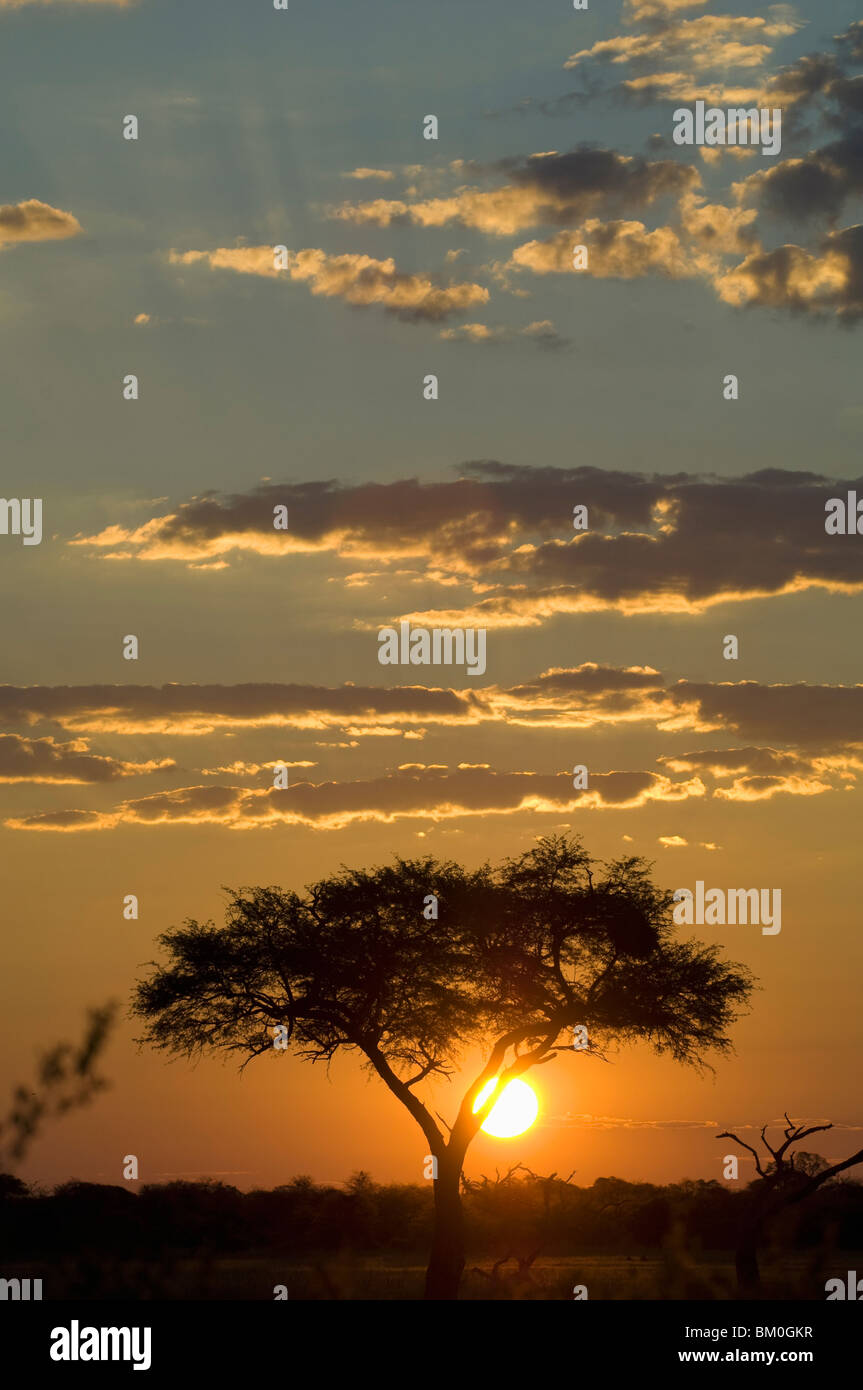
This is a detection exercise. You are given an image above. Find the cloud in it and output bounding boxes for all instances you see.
[170,246,284,278]
[0,681,483,736]
[522,318,568,347]
[169,246,488,322]
[501,209,863,330]
[716,226,863,322]
[713,774,831,802]
[658,745,862,778]
[344,168,395,181]
[402,473,863,623]
[0,199,82,246]
[501,201,756,294]
[566,12,798,76]
[164,11,863,337]
[678,193,760,256]
[488,664,666,729]
[657,745,863,800]
[0,734,174,783]
[620,73,762,104]
[660,746,817,777]
[200,759,317,776]
[734,137,863,224]
[6,673,863,818]
[624,0,707,19]
[497,678,863,762]
[554,1111,719,1130]
[330,147,698,236]
[556,0,802,113]
[0,667,669,739]
[440,322,510,343]
[4,764,707,832]
[557,1108,862,1133]
[5,669,863,767]
[507,218,700,279]
[488,16,861,341]
[69,465,863,616]
[660,682,863,750]
[440,318,570,348]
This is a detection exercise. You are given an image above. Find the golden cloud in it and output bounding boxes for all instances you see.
[169,245,488,321]
[0,199,82,246]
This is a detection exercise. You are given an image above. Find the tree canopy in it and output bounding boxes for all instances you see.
[133,834,753,1129]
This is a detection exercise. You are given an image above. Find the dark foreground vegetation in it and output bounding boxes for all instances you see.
[2,1165,862,1299]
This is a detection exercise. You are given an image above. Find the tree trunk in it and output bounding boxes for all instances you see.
[735,1239,760,1294]
[425,1156,466,1300]
[735,1212,764,1294]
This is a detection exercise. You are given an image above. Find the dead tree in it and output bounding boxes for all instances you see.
[467,1164,578,1288]
[718,1113,863,1293]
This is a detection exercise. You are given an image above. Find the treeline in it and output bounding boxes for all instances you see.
[2,1168,862,1259]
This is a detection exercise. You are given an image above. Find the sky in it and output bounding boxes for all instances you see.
[1,0,862,1194]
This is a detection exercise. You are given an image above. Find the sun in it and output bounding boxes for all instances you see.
[473,1077,539,1138]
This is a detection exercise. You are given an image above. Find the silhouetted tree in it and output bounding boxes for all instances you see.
[0,1004,116,1168]
[718,1114,863,1292]
[0,1173,29,1200]
[132,834,753,1298]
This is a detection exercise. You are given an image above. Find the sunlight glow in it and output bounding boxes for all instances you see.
[473,1077,539,1138]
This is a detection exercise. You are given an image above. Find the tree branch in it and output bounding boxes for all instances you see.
[363,1042,445,1154]
[717,1130,768,1179]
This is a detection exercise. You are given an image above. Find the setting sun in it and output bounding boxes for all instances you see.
[473,1077,539,1138]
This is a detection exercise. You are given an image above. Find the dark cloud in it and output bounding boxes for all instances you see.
[835,19,863,68]
[718,225,863,321]
[739,135,863,223]
[4,667,863,761]
[506,664,665,698]
[659,746,823,777]
[826,74,863,122]
[0,734,174,783]
[764,51,841,112]
[3,764,705,833]
[0,682,481,734]
[487,146,696,217]
[13,809,108,830]
[663,681,863,749]
[72,465,863,615]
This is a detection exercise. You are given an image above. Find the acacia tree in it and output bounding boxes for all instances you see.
[132,834,753,1299]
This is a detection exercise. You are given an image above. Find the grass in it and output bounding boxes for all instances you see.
[5,1250,858,1299]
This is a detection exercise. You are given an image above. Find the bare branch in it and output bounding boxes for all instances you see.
[717,1130,768,1179]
